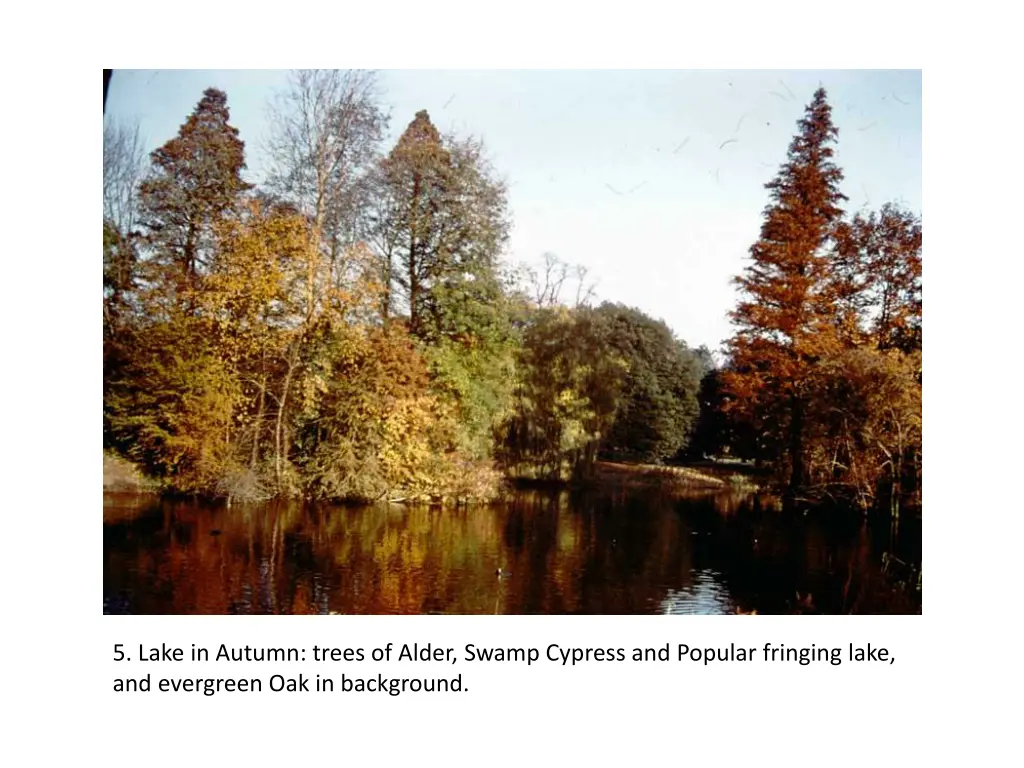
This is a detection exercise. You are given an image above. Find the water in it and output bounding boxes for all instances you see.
[103,489,921,614]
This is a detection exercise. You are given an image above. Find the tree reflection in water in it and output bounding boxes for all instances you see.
[103,488,921,615]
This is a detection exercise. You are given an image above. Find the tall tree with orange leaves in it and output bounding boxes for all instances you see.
[724,87,848,497]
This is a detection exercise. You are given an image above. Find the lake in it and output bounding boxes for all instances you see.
[103,488,921,614]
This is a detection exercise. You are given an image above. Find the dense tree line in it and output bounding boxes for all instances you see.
[104,74,920,513]
[103,72,706,504]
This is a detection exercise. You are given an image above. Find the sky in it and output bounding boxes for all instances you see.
[105,69,921,353]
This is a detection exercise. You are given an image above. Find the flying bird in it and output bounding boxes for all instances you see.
[892,92,909,105]
[606,181,647,196]
[735,113,747,133]
[672,137,691,153]
[779,79,795,100]
[769,91,789,101]
[858,122,877,132]
[443,94,456,109]
[719,138,738,149]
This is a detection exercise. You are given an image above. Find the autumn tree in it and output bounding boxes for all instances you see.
[724,87,848,497]
[138,88,251,301]
[809,201,923,510]
[834,202,922,352]
[802,347,922,513]
[105,312,241,492]
[203,201,311,484]
[365,112,515,463]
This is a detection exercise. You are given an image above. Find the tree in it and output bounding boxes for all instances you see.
[365,112,515,465]
[834,202,922,352]
[203,200,311,477]
[106,311,242,492]
[519,252,598,309]
[103,119,146,324]
[265,69,388,287]
[595,303,703,463]
[684,344,728,461]
[138,88,251,297]
[499,306,628,481]
[803,347,922,513]
[104,119,146,239]
[724,87,848,496]
[368,111,510,337]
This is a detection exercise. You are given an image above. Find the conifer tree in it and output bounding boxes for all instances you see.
[724,87,847,495]
[370,110,509,338]
[138,88,251,298]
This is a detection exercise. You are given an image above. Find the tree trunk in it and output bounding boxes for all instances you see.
[409,247,419,333]
[382,249,392,321]
[788,393,805,497]
[408,173,421,333]
[275,350,298,491]
[251,371,267,469]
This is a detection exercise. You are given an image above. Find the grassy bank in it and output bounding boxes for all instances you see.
[103,450,763,503]
[593,460,765,493]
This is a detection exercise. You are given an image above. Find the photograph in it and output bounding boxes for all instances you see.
[102,68,922,615]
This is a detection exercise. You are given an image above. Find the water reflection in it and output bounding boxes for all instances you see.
[103,489,921,615]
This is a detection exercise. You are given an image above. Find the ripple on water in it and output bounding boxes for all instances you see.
[658,570,733,615]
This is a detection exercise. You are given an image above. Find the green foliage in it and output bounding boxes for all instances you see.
[423,265,519,460]
[499,302,703,479]
[594,303,702,463]
[369,111,511,338]
[426,338,515,460]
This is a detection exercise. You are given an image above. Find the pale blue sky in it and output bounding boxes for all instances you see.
[106,69,921,353]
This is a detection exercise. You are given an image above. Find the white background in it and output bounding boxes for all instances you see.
[3,1,1023,765]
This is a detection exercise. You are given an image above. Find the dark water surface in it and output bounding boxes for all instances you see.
[103,489,921,614]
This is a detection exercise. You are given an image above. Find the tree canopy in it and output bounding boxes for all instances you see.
[103,75,921,515]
